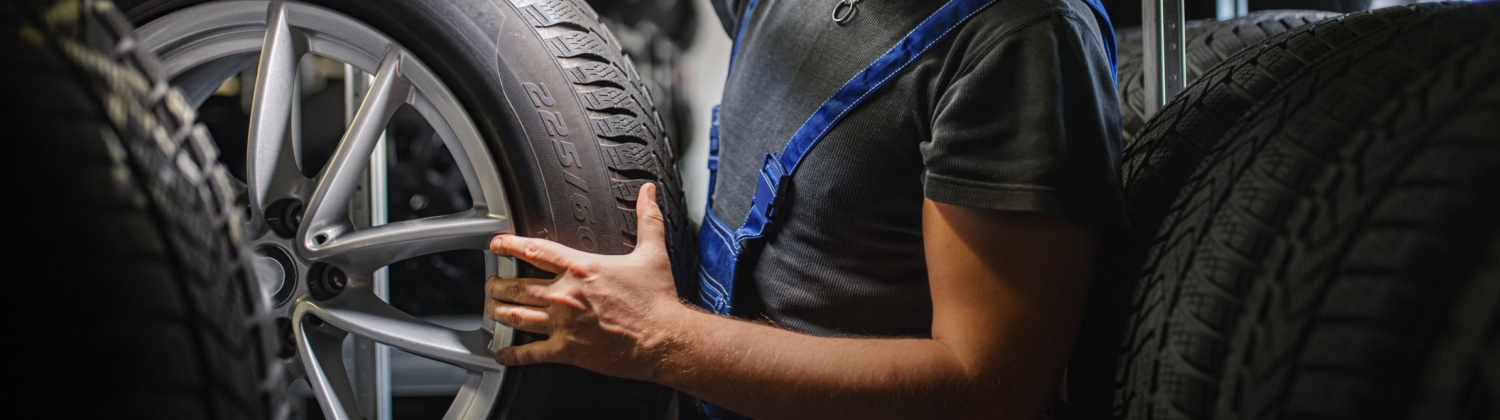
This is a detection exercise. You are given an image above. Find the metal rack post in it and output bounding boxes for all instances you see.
[1216,0,1247,20]
[1143,0,1187,117]
[346,65,392,420]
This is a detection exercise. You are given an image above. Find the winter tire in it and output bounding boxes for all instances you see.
[1063,3,1500,420]
[1113,10,1338,149]
[4,0,286,419]
[121,0,693,418]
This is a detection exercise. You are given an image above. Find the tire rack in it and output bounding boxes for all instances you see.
[1143,0,1247,117]
[345,66,393,420]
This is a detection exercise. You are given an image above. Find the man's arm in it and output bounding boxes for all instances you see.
[486,185,1098,419]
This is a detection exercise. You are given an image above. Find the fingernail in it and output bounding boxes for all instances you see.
[495,351,514,365]
[645,183,657,196]
[490,236,506,255]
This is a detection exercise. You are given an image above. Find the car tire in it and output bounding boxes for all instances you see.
[120,0,694,418]
[1113,9,1338,149]
[3,0,287,418]
[1053,3,1491,419]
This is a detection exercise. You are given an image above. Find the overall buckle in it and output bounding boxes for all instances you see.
[751,153,790,220]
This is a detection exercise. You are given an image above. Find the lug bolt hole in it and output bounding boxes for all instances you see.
[275,317,295,358]
[265,199,305,238]
[306,263,348,300]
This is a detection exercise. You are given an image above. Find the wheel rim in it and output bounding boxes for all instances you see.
[134,2,515,419]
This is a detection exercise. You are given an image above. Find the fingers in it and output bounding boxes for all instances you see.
[495,339,564,366]
[490,234,583,274]
[485,300,550,334]
[485,276,552,306]
[633,182,667,255]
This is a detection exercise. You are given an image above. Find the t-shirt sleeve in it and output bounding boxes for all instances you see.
[922,11,1128,227]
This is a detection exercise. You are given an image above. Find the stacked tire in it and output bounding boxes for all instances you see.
[1057,2,1500,420]
[1114,9,1340,148]
[3,0,285,419]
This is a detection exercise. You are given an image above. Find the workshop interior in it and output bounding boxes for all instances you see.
[7,0,1495,418]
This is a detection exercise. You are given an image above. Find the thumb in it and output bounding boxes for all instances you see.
[633,182,667,255]
[495,339,562,366]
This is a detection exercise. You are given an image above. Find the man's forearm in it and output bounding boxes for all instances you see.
[648,305,1013,420]
[484,196,1090,420]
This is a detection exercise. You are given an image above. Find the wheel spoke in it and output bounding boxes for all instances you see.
[296,293,502,372]
[443,371,504,420]
[246,2,307,221]
[297,316,363,420]
[137,3,517,417]
[300,49,412,250]
[306,209,507,273]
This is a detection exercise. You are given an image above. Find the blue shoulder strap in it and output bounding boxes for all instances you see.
[1082,0,1118,80]
[693,0,1116,416]
[734,0,1008,246]
[711,0,1117,236]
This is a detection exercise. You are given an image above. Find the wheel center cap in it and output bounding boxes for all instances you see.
[253,245,298,306]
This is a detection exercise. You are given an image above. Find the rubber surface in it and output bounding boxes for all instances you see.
[1250,0,1372,14]
[1173,4,1500,418]
[1114,10,1337,149]
[1054,3,1495,420]
[1099,3,1496,420]
[121,0,690,418]
[4,0,285,419]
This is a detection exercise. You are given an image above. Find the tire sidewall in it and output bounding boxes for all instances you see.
[121,0,637,256]
[119,1,677,417]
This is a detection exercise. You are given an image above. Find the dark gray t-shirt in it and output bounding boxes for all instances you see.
[708,0,1126,337]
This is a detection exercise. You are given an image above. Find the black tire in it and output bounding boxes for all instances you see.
[1171,4,1500,418]
[4,0,285,419]
[1249,0,1372,14]
[120,0,692,418]
[1101,2,1498,420]
[1118,3,1451,230]
[593,0,699,165]
[1112,18,1212,87]
[1115,10,1338,149]
[1053,3,1483,420]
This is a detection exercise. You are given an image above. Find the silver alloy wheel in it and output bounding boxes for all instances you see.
[135,2,515,419]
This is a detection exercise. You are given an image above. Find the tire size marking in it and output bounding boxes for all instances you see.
[573,192,597,251]
[571,193,595,223]
[526,82,571,137]
[526,81,597,251]
[539,111,570,137]
[552,139,580,169]
[576,226,596,252]
[564,172,589,191]
[524,82,557,107]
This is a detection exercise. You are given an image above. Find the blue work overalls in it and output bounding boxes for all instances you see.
[691,0,1117,417]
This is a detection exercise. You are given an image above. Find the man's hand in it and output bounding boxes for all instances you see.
[484,191,1098,419]
[485,182,686,381]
